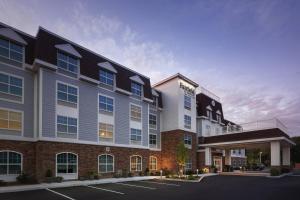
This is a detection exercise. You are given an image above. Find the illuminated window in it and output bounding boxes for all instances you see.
[130,105,141,121]
[99,123,113,141]
[130,155,142,171]
[149,156,157,170]
[0,109,22,131]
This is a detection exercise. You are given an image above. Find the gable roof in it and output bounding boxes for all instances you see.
[153,73,199,88]
[0,27,28,45]
[196,93,224,122]
[98,61,117,73]
[55,43,82,58]
[130,75,145,85]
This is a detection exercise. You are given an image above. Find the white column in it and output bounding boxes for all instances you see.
[282,147,291,166]
[205,147,212,166]
[225,149,231,165]
[270,141,281,166]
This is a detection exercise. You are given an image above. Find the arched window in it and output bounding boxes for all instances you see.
[149,156,157,171]
[56,153,77,174]
[0,151,22,175]
[99,154,114,173]
[130,155,142,172]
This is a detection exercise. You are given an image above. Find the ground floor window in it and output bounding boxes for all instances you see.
[56,152,77,174]
[149,156,157,170]
[130,155,142,171]
[0,151,22,175]
[185,158,192,170]
[99,154,114,173]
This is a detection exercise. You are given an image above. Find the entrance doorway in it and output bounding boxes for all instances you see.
[213,157,222,172]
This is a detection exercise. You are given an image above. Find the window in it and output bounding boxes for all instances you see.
[99,123,113,140]
[131,82,142,96]
[149,134,157,148]
[130,105,141,121]
[99,69,114,86]
[57,82,78,104]
[0,73,23,97]
[184,134,192,147]
[232,150,236,154]
[130,155,142,171]
[238,149,241,154]
[185,158,192,170]
[130,128,142,145]
[0,38,23,63]
[149,114,157,130]
[207,109,212,120]
[99,95,113,113]
[184,95,191,110]
[56,153,77,174]
[57,115,77,134]
[99,154,114,173]
[149,156,157,171]
[216,114,221,123]
[206,125,211,136]
[184,115,191,129]
[0,109,22,131]
[152,97,157,107]
[57,52,79,74]
[0,151,22,175]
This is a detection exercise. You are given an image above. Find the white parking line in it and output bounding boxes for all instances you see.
[115,182,156,190]
[142,181,180,187]
[86,185,125,195]
[46,188,76,200]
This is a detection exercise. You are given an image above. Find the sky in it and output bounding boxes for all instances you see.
[0,0,299,136]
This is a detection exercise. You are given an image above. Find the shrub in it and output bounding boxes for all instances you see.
[187,174,196,180]
[270,168,281,176]
[185,170,193,175]
[162,168,171,176]
[139,172,144,176]
[17,173,37,184]
[45,169,53,178]
[128,172,133,177]
[144,168,149,176]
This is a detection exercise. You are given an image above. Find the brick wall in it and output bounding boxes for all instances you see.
[161,129,197,172]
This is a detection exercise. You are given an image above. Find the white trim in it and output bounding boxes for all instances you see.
[34,58,57,70]
[198,136,295,147]
[0,71,24,104]
[56,51,80,79]
[149,156,157,171]
[0,150,23,177]
[98,62,117,73]
[0,28,27,45]
[55,152,78,180]
[115,87,132,95]
[130,155,143,172]
[98,154,114,174]
[130,75,145,85]
[149,113,157,130]
[143,97,153,103]
[55,44,82,58]
[79,75,99,84]
[0,107,24,137]
[151,89,159,97]
[33,73,37,139]
[38,68,43,138]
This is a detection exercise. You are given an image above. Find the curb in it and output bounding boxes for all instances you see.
[266,172,293,178]
[0,176,159,194]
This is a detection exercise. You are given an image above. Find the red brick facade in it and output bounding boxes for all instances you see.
[161,129,197,172]
[0,140,162,182]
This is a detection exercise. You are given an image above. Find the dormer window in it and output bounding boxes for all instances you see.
[99,69,114,86]
[131,82,142,97]
[152,97,157,106]
[57,52,79,74]
[216,114,221,123]
[0,38,23,63]
[207,109,212,120]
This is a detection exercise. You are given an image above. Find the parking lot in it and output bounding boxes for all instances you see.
[0,175,299,200]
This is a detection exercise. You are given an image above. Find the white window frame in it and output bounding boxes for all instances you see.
[184,95,191,110]
[184,134,192,147]
[99,69,114,87]
[0,38,24,63]
[57,51,79,75]
[130,104,142,121]
[207,109,212,120]
[98,154,114,173]
[56,115,78,135]
[99,95,114,113]
[130,128,142,145]
[149,114,157,130]
[185,158,192,170]
[149,133,157,148]
[0,72,24,104]
[0,107,23,135]
[130,155,142,172]
[0,150,22,175]
[184,115,191,129]
[149,156,157,171]
[98,123,114,140]
[131,82,142,97]
[56,81,78,105]
[56,152,78,176]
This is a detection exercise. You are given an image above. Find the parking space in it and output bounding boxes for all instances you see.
[0,176,299,200]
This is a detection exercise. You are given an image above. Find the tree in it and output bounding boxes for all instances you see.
[291,137,300,164]
[176,142,188,177]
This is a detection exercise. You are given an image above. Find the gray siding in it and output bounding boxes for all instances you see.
[0,63,34,138]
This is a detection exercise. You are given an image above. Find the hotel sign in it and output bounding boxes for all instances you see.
[180,82,195,96]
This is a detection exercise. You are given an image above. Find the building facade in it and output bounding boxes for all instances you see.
[0,22,293,182]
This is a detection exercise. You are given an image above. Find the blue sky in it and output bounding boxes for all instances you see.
[0,0,299,136]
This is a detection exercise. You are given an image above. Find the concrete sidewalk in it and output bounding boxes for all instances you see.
[0,176,161,194]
